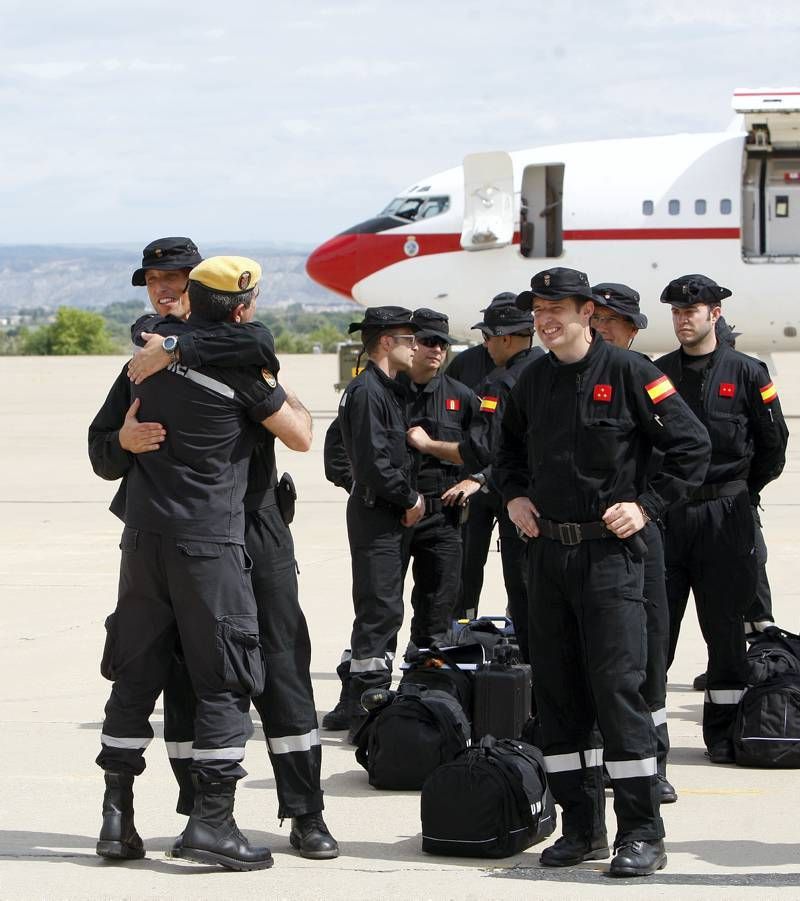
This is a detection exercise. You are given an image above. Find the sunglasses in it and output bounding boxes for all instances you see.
[417,337,449,349]
[389,334,417,346]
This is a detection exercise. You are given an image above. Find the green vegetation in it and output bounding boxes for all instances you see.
[0,301,353,355]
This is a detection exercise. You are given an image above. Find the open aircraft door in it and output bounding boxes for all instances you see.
[735,88,800,258]
[460,151,515,251]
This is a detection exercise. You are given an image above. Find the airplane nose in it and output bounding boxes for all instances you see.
[306,233,359,298]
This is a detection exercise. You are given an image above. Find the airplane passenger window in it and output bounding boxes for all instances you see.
[695,199,707,215]
[720,198,732,215]
[380,196,450,221]
[668,200,680,215]
[642,200,654,216]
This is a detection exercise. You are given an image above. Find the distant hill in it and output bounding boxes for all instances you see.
[0,243,353,314]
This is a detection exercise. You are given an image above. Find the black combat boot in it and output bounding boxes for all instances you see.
[609,838,667,877]
[540,832,610,867]
[657,774,678,803]
[180,779,273,871]
[96,772,146,860]
[289,812,340,859]
[321,658,352,730]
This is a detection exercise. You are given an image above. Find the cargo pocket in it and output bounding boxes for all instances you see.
[216,616,266,697]
[100,612,119,681]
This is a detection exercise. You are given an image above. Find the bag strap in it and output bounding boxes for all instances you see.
[488,753,536,828]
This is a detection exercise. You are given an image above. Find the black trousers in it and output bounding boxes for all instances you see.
[641,522,670,774]
[402,507,462,648]
[347,496,406,702]
[162,505,323,819]
[456,491,497,620]
[745,508,773,624]
[528,537,663,846]
[497,512,531,664]
[98,528,262,783]
[664,492,755,750]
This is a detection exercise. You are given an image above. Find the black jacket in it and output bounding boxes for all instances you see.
[459,346,544,483]
[338,361,418,509]
[495,336,711,523]
[656,343,788,500]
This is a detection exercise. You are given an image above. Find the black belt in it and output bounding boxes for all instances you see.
[537,518,610,546]
[425,496,445,515]
[244,487,278,512]
[688,480,747,503]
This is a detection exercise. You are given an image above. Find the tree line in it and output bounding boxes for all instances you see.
[0,302,356,355]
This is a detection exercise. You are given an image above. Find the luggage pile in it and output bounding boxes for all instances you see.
[352,616,556,857]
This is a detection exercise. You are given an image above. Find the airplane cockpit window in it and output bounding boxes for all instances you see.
[380,196,450,222]
[720,198,732,215]
[668,199,680,215]
[695,199,707,215]
[642,200,654,216]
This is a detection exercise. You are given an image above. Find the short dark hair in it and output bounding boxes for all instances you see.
[188,282,257,321]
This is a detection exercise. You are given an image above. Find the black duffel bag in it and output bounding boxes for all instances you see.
[734,627,800,768]
[400,647,475,714]
[354,682,470,790]
[421,736,556,857]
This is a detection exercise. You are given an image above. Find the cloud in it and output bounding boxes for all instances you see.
[280,119,321,137]
[295,57,412,79]
[9,61,88,80]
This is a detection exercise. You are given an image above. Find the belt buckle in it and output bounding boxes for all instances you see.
[558,522,582,546]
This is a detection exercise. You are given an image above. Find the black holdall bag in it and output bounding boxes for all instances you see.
[399,646,476,714]
[354,682,471,790]
[421,736,556,858]
[444,616,520,660]
[734,627,800,768]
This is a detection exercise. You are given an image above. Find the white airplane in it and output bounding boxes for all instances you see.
[306,88,800,355]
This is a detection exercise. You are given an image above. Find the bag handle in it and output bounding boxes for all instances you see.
[489,753,536,828]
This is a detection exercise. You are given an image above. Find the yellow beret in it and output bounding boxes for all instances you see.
[189,256,262,294]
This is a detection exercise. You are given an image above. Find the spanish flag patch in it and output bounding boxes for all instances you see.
[645,375,676,405]
[445,398,461,412]
[480,396,499,413]
[760,381,778,404]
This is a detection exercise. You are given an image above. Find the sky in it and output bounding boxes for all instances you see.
[1,0,799,247]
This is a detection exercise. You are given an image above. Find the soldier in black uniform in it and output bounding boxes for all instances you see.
[92,257,291,871]
[337,307,424,739]
[656,274,788,763]
[497,267,710,877]
[90,244,338,859]
[446,294,543,659]
[321,308,478,726]
[590,283,676,803]
[444,341,494,390]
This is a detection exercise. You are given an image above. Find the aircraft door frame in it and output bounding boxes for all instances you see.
[460,151,515,251]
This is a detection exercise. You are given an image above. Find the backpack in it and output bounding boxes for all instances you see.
[733,628,800,768]
[444,616,520,661]
[354,682,471,790]
[421,736,556,858]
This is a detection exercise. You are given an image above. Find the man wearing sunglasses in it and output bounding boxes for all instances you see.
[655,274,788,764]
[337,307,425,740]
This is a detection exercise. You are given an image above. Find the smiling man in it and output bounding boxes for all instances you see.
[496,267,710,877]
[131,237,201,319]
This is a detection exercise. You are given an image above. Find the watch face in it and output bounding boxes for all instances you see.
[163,336,177,352]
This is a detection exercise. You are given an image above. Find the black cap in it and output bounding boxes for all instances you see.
[132,237,203,287]
[348,305,419,334]
[472,292,535,336]
[516,267,595,309]
[660,274,732,307]
[715,315,740,348]
[591,282,648,329]
[412,307,455,344]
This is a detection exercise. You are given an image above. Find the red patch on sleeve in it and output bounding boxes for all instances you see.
[718,382,736,398]
[593,384,613,403]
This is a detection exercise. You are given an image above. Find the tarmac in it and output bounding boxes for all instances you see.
[1,351,799,900]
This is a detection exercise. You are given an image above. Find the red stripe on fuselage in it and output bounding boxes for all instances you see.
[305,226,741,298]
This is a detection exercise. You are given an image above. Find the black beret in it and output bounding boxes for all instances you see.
[591,282,648,329]
[660,274,732,307]
[516,267,595,309]
[132,237,203,286]
[472,292,535,336]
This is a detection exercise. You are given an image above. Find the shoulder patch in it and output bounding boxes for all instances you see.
[593,384,613,403]
[445,398,461,412]
[480,395,499,413]
[760,381,778,404]
[645,374,676,405]
[261,368,277,388]
[719,382,736,398]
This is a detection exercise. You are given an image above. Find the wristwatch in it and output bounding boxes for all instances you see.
[469,472,487,487]
[162,335,179,364]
